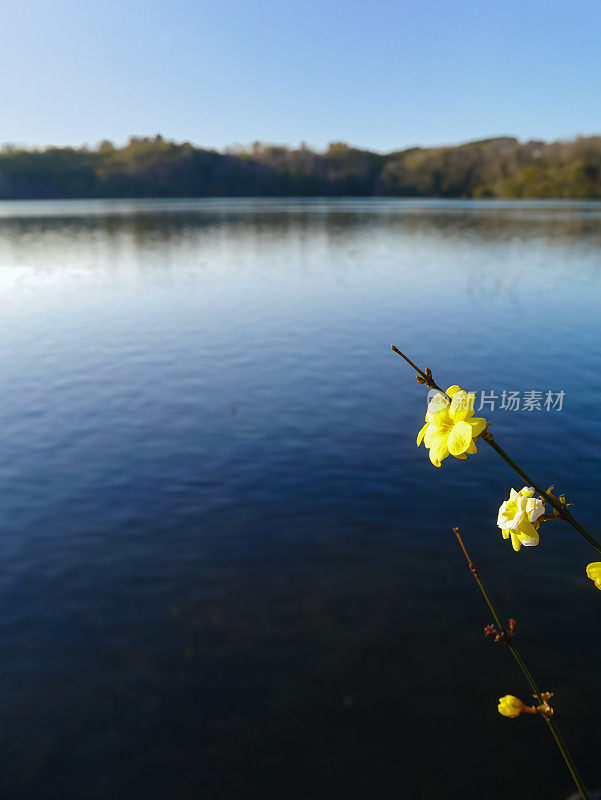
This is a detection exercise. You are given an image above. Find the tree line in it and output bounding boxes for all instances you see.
[1,134,601,199]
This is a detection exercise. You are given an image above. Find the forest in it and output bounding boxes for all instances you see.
[2,134,601,199]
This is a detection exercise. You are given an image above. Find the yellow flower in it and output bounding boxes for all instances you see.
[586,562,601,589]
[498,695,527,718]
[416,385,487,468]
[497,487,546,552]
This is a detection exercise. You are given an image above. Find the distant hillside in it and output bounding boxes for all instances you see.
[2,134,601,199]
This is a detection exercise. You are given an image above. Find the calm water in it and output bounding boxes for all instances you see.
[0,199,600,799]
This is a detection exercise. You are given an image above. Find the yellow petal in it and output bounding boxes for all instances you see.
[510,532,521,552]
[449,391,476,423]
[424,424,439,448]
[469,417,487,437]
[426,393,451,427]
[416,422,428,447]
[448,390,468,423]
[466,439,477,455]
[586,562,601,585]
[515,518,539,546]
[523,530,540,547]
[446,385,461,397]
[447,421,473,456]
[428,433,449,467]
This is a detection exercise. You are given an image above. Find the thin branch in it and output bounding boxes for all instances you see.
[453,527,590,800]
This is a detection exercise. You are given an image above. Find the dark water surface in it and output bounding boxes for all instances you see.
[0,199,600,799]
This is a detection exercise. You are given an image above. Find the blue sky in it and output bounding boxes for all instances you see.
[2,0,601,152]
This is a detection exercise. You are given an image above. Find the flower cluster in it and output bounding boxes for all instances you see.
[414,385,559,555]
[416,386,487,468]
[407,361,596,594]
[402,353,596,795]
[497,487,546,552]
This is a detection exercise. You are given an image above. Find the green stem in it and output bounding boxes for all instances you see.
[454,528,590,800]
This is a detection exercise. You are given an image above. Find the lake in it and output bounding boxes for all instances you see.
[0,198,600,799]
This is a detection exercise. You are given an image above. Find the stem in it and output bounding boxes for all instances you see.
[453,528,590,800]
[390,346,431,383]
[391,346,601,556]
[390,347,451,400]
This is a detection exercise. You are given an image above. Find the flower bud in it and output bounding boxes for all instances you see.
[498,695,527,718]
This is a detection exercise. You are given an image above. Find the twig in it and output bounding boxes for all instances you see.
[453,527,590,800]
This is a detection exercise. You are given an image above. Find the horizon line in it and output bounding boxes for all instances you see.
[2,132,601,156]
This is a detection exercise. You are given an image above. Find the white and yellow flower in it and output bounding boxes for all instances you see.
[497,487,546,552]
[416,385,487,468]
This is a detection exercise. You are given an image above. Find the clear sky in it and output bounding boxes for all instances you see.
[2,0,601,153]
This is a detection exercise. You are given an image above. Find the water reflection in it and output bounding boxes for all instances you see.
[0,199,599,799]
